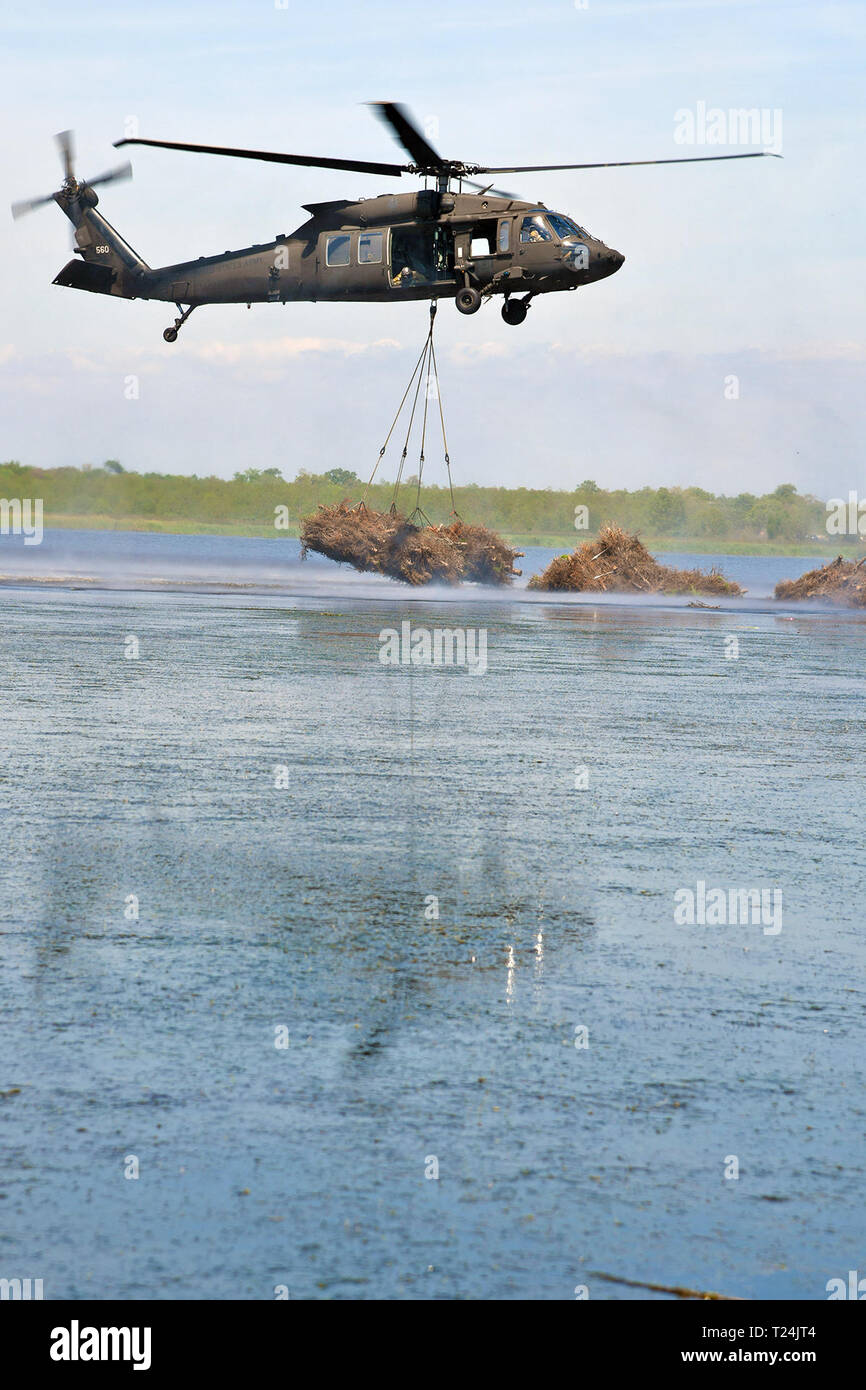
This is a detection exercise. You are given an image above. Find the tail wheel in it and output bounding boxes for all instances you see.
[455,287,482,315]
[162,304,196,343]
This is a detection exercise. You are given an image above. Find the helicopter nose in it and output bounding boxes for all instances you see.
[592,246,624,281]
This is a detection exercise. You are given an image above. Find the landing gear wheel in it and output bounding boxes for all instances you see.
[162,303,197,343]
[502,299,527,326]
[455,287,482,315]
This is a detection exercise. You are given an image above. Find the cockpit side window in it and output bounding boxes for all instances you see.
[519,214,553,244]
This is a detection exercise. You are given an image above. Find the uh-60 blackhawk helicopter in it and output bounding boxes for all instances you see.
[12,103,778,342]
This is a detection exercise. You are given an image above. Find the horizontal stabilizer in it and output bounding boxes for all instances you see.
[53,259,116,294]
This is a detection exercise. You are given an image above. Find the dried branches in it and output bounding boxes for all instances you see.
[528,525,743,596]
[300,503,522,587]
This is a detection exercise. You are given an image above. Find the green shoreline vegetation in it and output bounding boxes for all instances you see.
[3,460,862,558]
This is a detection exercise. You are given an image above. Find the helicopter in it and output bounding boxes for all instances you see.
[12,103,778,343]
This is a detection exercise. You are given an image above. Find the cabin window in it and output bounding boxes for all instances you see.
[520,214,553,244]
[469,218,498,257]
[498,220,510,252]
[359,231,383,264]
[325,234,351,266]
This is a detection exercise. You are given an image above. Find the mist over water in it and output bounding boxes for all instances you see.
[0,527,848,608]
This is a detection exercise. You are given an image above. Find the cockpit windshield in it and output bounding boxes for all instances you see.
[519,214,553,244]
[546,212,590,240]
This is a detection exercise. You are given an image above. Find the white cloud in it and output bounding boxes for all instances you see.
[190,336,403,365]
[448,341,511,364]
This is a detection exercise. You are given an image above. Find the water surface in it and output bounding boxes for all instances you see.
[1,533,863,1300]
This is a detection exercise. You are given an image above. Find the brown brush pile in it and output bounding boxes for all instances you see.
[299,502,522,586]
[527,524,743,596]
[774,555,866,606]
[443,519,523,584]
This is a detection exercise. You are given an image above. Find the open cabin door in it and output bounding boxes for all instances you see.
[389,224,455,289]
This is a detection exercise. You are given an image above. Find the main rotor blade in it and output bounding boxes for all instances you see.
[113,136,407,178]
[55,129,75,181]
[370,102,445,171]
[85,161,133,188]
[474,152,783,173]
[11,192,57,220]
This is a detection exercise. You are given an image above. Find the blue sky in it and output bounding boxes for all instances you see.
[1,0,864,496]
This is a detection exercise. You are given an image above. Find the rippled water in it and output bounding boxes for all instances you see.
[1,532,864,1300]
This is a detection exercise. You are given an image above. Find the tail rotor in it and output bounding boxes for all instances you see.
[10,130,132,222]
[56,129,75,185]
[11,190,58,220]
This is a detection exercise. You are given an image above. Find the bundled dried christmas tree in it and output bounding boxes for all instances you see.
[442,519,522,584]
[528,524,743,596]
[775,555,866,606]
[300,502,521,587]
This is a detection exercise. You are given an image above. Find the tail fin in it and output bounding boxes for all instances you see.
[53,190,149,298]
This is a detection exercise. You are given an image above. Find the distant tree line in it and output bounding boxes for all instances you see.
[0,459,832,542]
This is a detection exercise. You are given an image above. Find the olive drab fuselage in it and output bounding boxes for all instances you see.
[52,186,624,318]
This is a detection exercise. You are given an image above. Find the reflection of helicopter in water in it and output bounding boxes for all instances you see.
[12,102,778,342]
